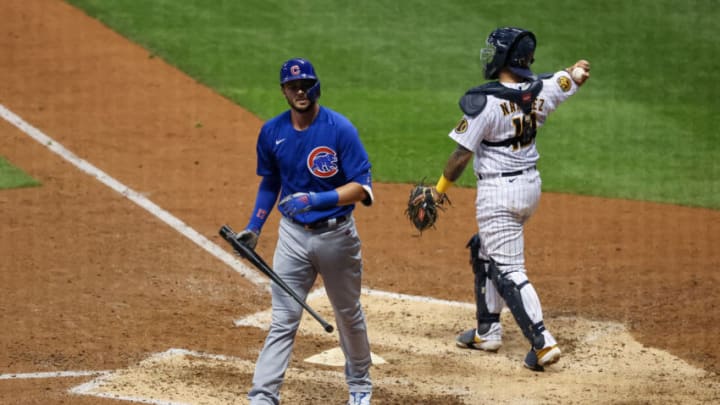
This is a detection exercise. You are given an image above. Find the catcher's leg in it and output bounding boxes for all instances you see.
[456,234,503,351]
[486,259,561,370]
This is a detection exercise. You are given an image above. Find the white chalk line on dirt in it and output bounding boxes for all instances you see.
[68,349,261,405]
[0,104,471,316]
[234,287,477,327]
[362,287,476,308]
[234,286,331,327]
[71,374,190,405]
[69,360,191,405]
[0,103,266,287]
[68,349,244,405]
[0,104,507,402]
[0,370,111,380]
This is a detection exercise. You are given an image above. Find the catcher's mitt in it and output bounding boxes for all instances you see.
[405,184,449,232]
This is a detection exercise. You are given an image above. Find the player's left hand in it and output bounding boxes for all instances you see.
[234,228,259,250]
[278,192,314,217]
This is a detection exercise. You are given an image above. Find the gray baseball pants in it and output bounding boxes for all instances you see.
[248,216,372,404]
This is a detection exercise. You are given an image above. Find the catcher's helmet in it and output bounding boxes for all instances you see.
[480,27,536,80]
[279,58,321,102]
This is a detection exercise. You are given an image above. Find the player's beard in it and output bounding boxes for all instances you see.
[288,97,315,113]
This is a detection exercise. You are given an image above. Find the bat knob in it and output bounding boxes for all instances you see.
[325,324,334,333]
[219,225,235,239]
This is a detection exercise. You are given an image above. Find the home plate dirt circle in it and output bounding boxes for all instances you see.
[69,289,719,404]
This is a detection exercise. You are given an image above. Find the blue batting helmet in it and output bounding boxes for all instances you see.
[279,58,321,102]
[480,27,537,80]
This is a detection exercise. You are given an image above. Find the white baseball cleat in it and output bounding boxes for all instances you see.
[347,391,372,405]
[537,345,562,366]
[524,344,562,371]
[455,328,503,352]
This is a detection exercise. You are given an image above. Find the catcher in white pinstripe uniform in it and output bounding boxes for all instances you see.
[432,26,590,371]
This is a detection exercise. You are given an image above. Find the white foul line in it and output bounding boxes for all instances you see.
[0,370,110,380]
[0,103,266,287]
[0,103,483,398]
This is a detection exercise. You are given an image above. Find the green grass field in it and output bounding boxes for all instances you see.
[7,0,717,208]
[0,157,39,189]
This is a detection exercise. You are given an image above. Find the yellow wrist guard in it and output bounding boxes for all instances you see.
[436,174,453,194]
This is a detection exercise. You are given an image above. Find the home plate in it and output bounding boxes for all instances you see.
[304,347,386,367]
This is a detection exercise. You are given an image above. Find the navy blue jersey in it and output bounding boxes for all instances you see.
[256,106,372,223]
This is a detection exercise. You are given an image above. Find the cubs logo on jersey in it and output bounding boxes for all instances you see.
[307,146,339,178]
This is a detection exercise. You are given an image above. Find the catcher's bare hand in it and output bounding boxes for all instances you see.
[566,59,591,86]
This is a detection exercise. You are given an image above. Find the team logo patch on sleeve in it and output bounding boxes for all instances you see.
[454,118,469,134]
[557,75,572,92]
[307,146,339,178]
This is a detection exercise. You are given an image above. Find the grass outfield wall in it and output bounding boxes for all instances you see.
[60,0,719,209]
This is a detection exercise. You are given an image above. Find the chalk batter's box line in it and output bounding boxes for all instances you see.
[0,103,266,287]
[234,287,480,328]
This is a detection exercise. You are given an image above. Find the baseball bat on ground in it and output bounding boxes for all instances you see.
[218,224,334,333]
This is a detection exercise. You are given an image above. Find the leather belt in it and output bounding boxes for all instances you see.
[291,214,350,230]
[477,166,536,180]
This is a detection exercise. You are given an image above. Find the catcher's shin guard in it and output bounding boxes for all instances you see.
[486,259,545,350]
[467,235,501,329]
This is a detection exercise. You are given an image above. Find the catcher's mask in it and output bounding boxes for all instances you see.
[480,27,536,81]
[279,58,321,103]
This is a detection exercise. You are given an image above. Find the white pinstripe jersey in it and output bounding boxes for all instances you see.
[449,70,579,176]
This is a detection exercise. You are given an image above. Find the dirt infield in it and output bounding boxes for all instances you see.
[1,1,719,404]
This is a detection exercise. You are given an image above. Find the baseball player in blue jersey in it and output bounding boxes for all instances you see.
[236,58,374,405]
[431,27,590,371]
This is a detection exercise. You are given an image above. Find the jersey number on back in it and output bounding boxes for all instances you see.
[510,112,538,150]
